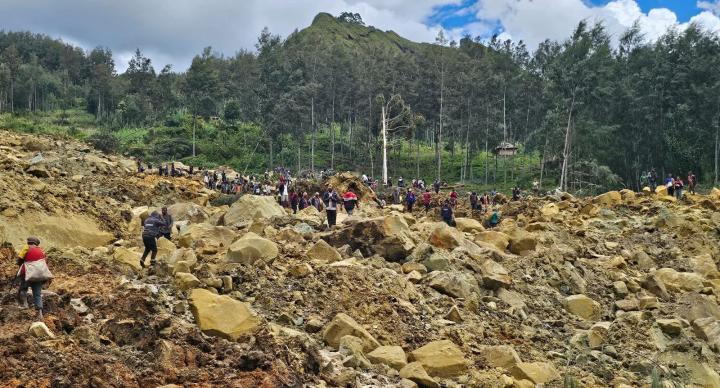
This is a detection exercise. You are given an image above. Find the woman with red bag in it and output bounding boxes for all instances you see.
[16,236,52,320]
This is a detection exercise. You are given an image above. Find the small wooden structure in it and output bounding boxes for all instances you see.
[493,142,518,156]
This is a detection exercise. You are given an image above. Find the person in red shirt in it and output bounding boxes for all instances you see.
[16,236,49,319]
[422,189,432,212]
[342,190,359,215]
[687,171,697,194]
[449,190,458,208]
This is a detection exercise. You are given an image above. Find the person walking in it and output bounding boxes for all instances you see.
[433,179,441,194]
[16,236,52,320]
[649,168,658,193]
[406,189,417,212]
[159,207,174,240]
[687,171,696,194]
[392,187,401,205]
[440,200,454,226]
[140,211,166,268]
[422,189,432,212]
[325,187,341,227]
[449,189,458,208]
[290,189,299,214]
[665,174,675,197]
[469,192,479,213]
[674,176,684,200]
[299,192,310,210]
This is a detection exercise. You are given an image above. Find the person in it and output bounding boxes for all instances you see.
[311,192,324,211]
[674,176,684,200]
[449,189,458,208]
[299,192,310,210]
[665,174,675,197]
[393,187,401,205]
[290,189,299,214]
[433,179,441,194]
[469,192,479,213]
[203,172,210,188]
[481,192,489,213]
[159,206,174,240]
[140,211,166,268]
[16,236,51,320]
[440,200,454,226]
[422,189,432,212]
[406,189,416,212]
[687,171,696,194]
[398,176,405,187]
[490,188,497,197]
[343,189,359,215]
[532,180,540,196]
[512,187,521,201]
[170,163,177,177]
[325,187,341,227]
[489,210,501,228]
[361,174,369,185]
[649,168,658,193]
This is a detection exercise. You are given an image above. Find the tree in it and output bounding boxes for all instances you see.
[377,94,423,184]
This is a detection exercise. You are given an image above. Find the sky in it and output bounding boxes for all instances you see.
[0,0,718,72]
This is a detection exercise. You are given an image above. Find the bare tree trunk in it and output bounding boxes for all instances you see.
[462,98,471,184]
[559,89,577,191]
[716,112,720,186]
[331,123,335,170]
[311,97,315,173]
[540,127,549,190]
[381,104,389,185]
[437,66,444,181]
[485,105,489,185]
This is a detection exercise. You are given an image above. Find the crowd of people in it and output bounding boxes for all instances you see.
[644,169,696,199]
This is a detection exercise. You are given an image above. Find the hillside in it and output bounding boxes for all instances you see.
[1,131,720,386]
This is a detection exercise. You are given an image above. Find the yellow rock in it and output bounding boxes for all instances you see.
[322,313,380,352]
[454,217,485,233]
[653,268,705,292]
[564,294,602,321]
[224,195,286,226]
[409,340,468,377]
[399,362,438,388]
[113,247,142,271]
[511,362,560,384]
[480,345,521,370]
[594,191,622,206]
[174,272,201,291]
[226,232,279,265]
[188,288,261,340]
[474,231,510,251]
[306,239,342,262]
[367,345,408,370]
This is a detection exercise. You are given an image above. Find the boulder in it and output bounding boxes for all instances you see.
[594,191,622,206]
[474,231,510,251]
[564,294,602,321]
[657,318,682,336]
[306,239,342,263]
[188,288,261,340]
[367,345,408,370]
[508,230,537,255]
[480,259,512,289]
[224,195,286,226]
[678,293,720,322]
[690,253,720,279]
[399,362,438,388]
[339,335,372,368]
[426,271,480,299]
[26,164,51,178]
[511,362,560,384]
[112,247,142,271]
[454,217,485,233]
[29,321,55,339]
[652,268,705,292]
[322,313,380,352]
[322,214,415,260]
[540,203,559,217]
[480,345,521,370]
[177,223,236,249]
[226,232,279,265]
[409,340,468,377]
[289,263,314,278]
[164,248,197,271]
[174,272,201,291]
[588,321,611,348]
[295,205,324,227]
[168,202,209,224]
[692,317,720,351]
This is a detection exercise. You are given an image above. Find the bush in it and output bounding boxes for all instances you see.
[87,130,119,153]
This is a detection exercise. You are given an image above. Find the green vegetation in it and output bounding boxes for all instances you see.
[1,13,719,193]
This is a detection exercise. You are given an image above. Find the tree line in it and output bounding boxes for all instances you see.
[1,12,719,191]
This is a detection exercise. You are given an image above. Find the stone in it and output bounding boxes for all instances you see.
[322,313,380,352]
[480,345,521,370]
[511,362,560,384]
[306,239,342,263]
[221,275,233,291]
[112,247,142,271]
[224,195,286,226]
[402,262,428,274]
[445,305,463,323]
[174,272,201,291]
[26,164,51,178]
[188,288,261,340]
[399,362,439,388]
[168,202,209,224]
[497,288,526,309]
[641,275,670,300]
[474,231,510,251]
[409,340,468,377]
[508,230,537,254]
[637,294,659,310]
[692,317,720,351]
[178,223,236,249]
[367,345,408,370]
[594,191,622,206]
[677,293,720,322]
[289,263,314,278]
[564,294,602,321]
[426,271,480,299]
[454,217,485,233]
[339,335,372,368]
[657,319,682,336]
[540,203,560,217]
[322,214,416,261]
[226,232,279,265]
[70,298,89,314]
[615,299,639,311]
[690,253,720,278]
[422,250,451,272]
[588,321,611,348]
[653,268,704,293]
[29,321,55,339]
[480,259,512,289]
[295,205,324,227]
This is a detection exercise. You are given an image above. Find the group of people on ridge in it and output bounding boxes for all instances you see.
[645,169,696,199]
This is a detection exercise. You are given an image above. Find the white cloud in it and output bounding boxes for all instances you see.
[698,0,720,15]
[470,0,720,50]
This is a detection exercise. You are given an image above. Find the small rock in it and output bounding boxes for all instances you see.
[399,362,438,388]
[289,263,314,278]
[657,318,682,336]
[29,322,55,339]
[564,294,602,321]
[367,345,408,370]
[409,340,468,377]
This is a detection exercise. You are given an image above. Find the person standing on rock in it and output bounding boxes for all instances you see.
[342,189,359,216]
[159,207,174,240]
[649,168,658,193]
[433,179,441,194]
[290,189,299,214]
[16,236,52,320]
[665,174,675,197]
[311,192,324,211]
[470,192,479,214]
[687,171,696,194]
[440,200,454,226]
[406,188,417,212]
[422,189,432,212]
[140,211,166,268]
[299,192,310,210]
[449,189,458,208]
[392,187,401,205]
[674,176,684,200]
[325,188,341,227]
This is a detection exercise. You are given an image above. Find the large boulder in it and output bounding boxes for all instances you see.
[594,191,622,206]
[174,272,201,291]
[306,239,342,263]
[454,218,485,233]
[367,345,408,370]
[224,195,286,226]
[399,362,438,388]
[564,294,602,321]
[168,202,209,224]
[188,288,261,340]
[479,345,521,370]
[511,362,560,384]
[177,223,236,249]
[322,313,380,352]
[474,231,510,251]
[480,260,512,289]
[652,268,705,292]
[428,224,486,258]
[409,340,468,377]
[226,232,279,265]
[508,230,537,255]
[322,214,415,260]
[112,247,142,271]
[295,205,324,227]
[426,271,480,299]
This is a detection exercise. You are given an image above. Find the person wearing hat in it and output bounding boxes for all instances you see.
[16,236,50,320]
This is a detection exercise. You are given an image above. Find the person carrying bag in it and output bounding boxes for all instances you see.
[16,236,52,320]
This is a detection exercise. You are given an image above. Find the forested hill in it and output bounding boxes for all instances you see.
[1,12,720,193]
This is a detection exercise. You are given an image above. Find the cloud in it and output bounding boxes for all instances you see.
[0,0,456,72]
[698,0,720,15]
[467,0,720,50]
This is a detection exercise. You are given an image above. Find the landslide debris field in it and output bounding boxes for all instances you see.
[1,130,720,388]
